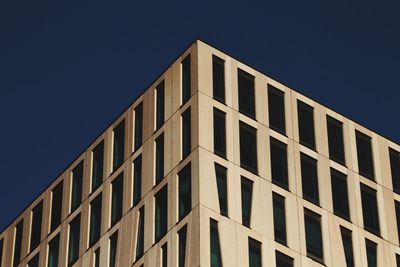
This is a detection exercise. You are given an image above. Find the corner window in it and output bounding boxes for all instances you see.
[155,133,165,184]
[155,185,168,242]
[304,208,324,263]
[181,55,191,104]
[109,231,118,267]
[212,55,225,103]
[268,85,285,134]
[30,200,43,252]
[275,251,294,267]
[68,214,81,267]
[111,172,124,227]
[48,234,60,267]
[156,80,165,130]
[182,107,191,159]
[50,181,63,232]
[178,224,188,267]
[136,206,145,260]
[113,120,125,171]
[297,100,315,149]
[331,168,350,220]
[239,121,258,174]
[340,226,354,267]
[238,69,256,119]
[214,163,228,216]
[71,161,83,213]
[134,102,143,151]
[355,131,375,180]
[213,108,226,158]
[241,176,253,228]
[210,219,223,267]
[248,237,262,267]
[270,137,288,189]
[179,163,192,220]
[89,193,102,247]
[365,239,377,267]
[13,219,24,267]
[273,192,287,245]
[360,184,380,235]
[327,116,345,164]
[300,153,319,205]
[389,148,400,193]
[92,141,104,192]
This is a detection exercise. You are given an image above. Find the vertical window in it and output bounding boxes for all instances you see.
[94,248,100,267]
[270,137,288,189]
[50,181,63,232]
[0,238,3,266]
[241,176,253,228]
[182,107,191,159]
[268,85,286,134]
[133,155,142,206]
[389,148,400,194]
[111,172,124,227]
[109,231,118,267]
[162,242,168,267]
[71,161,83,213]
[275,251,293,267]
[181,55,191,104]
[238,69,255,119]
[331,168,350,220]
[304,208,324,263]
[28,254,39,267]
[68,214,81,267]
[248,237,262,267]
[360,184,380,235]
[327,116,345,164]
[395,200,400,243]
[155,185,168,242]
[155,133,164,184]
[134,102,143,151]
[47,234,60,267]
[13,220,23,267]
[179,163,192,220]
[356,131,375,180]
[214,163,228,216]
[89,193,102,247]
[156,80,165,130]
[297,100,315,149]
[340,226,354,267]
[212,55,225,103]
[178,225,188,267]
[365,239,377,267]
[273,192,287,245]
[30,200,43,252]
[300,153,319,205]
[239,121,258,174]
[113,120,125,171]
[210,219,222,267]
[396,254,400,267]
[136,206,145,260]
[213,108,226,158]
[92,141,104,192]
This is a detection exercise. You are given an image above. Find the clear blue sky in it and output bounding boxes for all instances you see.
[0,1,399,231]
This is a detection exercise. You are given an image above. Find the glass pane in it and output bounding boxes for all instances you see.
[111,172,124,227]
[238,69,255,119]
[304,209,324,262]
[182,55,191,104]
[89,193,102,247]
[390,148,400,193]
[360,184,380,235]
[356,131,375,180]
[331,168,350,220]
[215,163,228,216]
[182,108,191,159]
[133,155,142,206]
[268,85,286,134]
[248,237,262,267]
[213,55,225,103]
[155,185,168,242]
[155,133,165,184]
[395,201,400,244]
[327,116,345,164]
[162,242,168,267]
[134,102,143,150]
[30,200,43,252]
[71,161,83,212]
[241,176,253,227]
[273,193,286,245]
[68,214,81,267]
[109,231,118,267]
[156,80,165,129]
[48,234,60,267]
[136,206,145,260]
[28,254,40,267]
[275,251,294,267]
[213,108,226,158]
[239,121,258,174]
[210,219,223,267]
[178,225,187,267]
[365,239,377,267]
[301,153,319,205]
[297,100,315,149]
[270,137,288,189]
[340,226,354,267]
[0,238,3,266]
[94,248,100,267]
[179,163,192,220]
[113,120,125,171]
[51,181,63,232]
[13,220,23,267]
[92,141,104,191]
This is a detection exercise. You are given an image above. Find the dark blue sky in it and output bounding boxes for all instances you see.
[1,1,399,231]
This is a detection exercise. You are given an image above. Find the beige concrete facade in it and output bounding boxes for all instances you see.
[0,39,400,267]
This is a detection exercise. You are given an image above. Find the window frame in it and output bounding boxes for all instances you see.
[389,148,400,194]
[273,192,287,245]
[213,107,227,158]
[181,54,191,105]
[297,100,316,150]
[300,153,319,205]
[212,55,225,103]
[270,137,289,190]
[355,130,375,180]
[330,168,350,221]
[112,119,125,171]
[181,107,191,160]
[360,184,380,236]
[268,85,286,134]
[239,121,258,174]
[326,115,346,165]
[214,163,228,217]
[241,176,254,228]
[304,208,324,263]
[156,80,165,130]
[237,68,256,119]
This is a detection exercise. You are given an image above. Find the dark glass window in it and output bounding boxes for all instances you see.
[71,161,83,212]
[113,120,125,171]
[300,153,319,205]
[275,251,294,267]
[179,163,192,220]
[215,163,228,216]
[213,108,226,158]
[92,141,104,192]
[178,225,188,267]
[133,155,142,206]
[273,192,287,245]
[156,80,165,130]
[89,193,102,247]
[268,85,286,134]
[297,100,315,149]
[134,102,143,151]
[248,237,262,267]
[30,200,43,252]
[395,201,400,244]
[241,176,253,228]
[136,206,145,260]
[94,248,100,267]
[270,137,288,189]
[239,121,258,174]
[340,226,354,267]
[360,184,380,235]
[212,55,225,103]
[327,116,345,164]
[109,231,118,267]
[182,107,191,159]
[181,55,191,104]
[390,148,400,194]
[48,234,60,267]
[304,208,324,263]
[365,239,377,267]
[155,133,165,184]
[50,181,63,232]
[162,242,168,267]
[396,254,400,267]
[0,238,3,266]
[331,168,350,220]
[356,131,375,180]
[238,69,255,119]
[28,254,39,267]
[155,185,168,242]
[13,219,23,267]
[210,219,222,267]
[111,172,124,227]
[68,214,81,267]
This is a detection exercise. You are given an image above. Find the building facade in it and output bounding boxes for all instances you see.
[1,39,400,267]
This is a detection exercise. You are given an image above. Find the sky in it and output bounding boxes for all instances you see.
[0,1,399,231]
